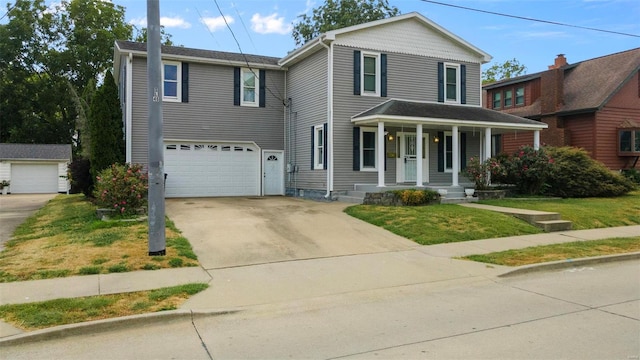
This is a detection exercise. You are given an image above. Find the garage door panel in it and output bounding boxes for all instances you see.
[11,164,58,193]
[164,142,259,198]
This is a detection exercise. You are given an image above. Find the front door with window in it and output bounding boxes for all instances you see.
[263,150,284,195]
[397,133,429,184]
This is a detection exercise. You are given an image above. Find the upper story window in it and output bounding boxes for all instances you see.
[162,61,181,102]
[445,64,460,103]
[492,92,501,109]
[362,52,380,96]
[515,86,524,105]
[504,89,513,107]
[241,68,259,107]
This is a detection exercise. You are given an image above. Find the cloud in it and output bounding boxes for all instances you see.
[130,16,192,29]
[251,13,292,35]
[200,15,234,32]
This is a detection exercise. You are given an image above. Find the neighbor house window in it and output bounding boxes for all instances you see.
[445,64,460,102]
[361,127,377,170]
[492,92,501,109]
[504,89,513,107]
[241,68,259,106]
[162,61,181,102]
[314,125,325,169]
[362,52,380,96]
[619,129,640,155]
[515,86,524,105]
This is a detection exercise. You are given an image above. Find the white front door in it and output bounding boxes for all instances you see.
[403,134,417,182]
[263,150,284,195]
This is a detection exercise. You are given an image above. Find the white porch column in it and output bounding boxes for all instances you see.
[378,122,385,187]
[484,128,492,161]
[533,130,541,150]
[452,125,459,187]
[416,124,423,187]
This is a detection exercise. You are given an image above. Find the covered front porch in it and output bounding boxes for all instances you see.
[349,99,548,193]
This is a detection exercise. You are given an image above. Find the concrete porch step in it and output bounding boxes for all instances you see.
[535,220,573,232]
[337,195,365,204]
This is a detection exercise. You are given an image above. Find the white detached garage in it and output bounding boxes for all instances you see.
[0,144,71,194]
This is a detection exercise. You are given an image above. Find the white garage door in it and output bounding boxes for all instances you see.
[11,164,59,194]
[164,142,260,197]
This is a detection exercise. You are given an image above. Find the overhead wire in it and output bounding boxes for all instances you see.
[419,0,640,38]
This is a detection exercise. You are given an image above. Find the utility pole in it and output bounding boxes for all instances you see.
[147,0,166,256]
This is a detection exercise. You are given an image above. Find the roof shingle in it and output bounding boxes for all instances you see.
[0,144,72,161]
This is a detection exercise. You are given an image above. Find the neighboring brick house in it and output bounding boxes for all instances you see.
[114,12,546,200]
[483,48,640,170]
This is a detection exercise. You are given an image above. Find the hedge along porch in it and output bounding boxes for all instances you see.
[351,99,548,188]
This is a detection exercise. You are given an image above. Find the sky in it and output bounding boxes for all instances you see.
[60,0,640,73]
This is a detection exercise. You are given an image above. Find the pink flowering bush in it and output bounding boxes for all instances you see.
[93,163,148,216]
[489,146,554,195]
[464,157,504,190]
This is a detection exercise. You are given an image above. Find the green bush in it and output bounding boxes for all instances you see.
[622,168,640,184]
[68,157,93,197]
[93,163,148,217]
[492,146,554,195]
[391,189,439,206]
[544,147,636,198]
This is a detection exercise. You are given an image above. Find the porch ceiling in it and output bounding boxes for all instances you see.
[351,99,548,132]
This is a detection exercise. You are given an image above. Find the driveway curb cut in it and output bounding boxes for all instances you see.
[0,309,239,347]
[497,252,640,278]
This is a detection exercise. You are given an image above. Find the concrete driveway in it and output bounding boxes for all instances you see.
[166,197,418,269]
[0,194,57,251]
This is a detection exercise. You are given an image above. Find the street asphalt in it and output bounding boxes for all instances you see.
[0,195,638,359]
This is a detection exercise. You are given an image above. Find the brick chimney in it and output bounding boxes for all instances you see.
[548,54,567,70]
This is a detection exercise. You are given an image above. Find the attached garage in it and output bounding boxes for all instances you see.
[0,144,72,194]
[164,142,260,197]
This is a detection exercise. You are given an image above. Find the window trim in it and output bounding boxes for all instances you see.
[492,92,501,109]
[361,52,381,97]
[162,61,181,102]
[313,125,325,170]
[240,68,259,107]
[504,89,513,107]
[444,63,460,103]
[618,129,640,156]
[360,127,378,171]
[515,86,525,106]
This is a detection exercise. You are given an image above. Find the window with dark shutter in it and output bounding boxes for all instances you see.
[353,51,361,95]
[181,63,189,103]
[233,67,240,106]
[353,127,360,170]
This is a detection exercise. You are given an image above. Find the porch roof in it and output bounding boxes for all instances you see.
[351,99,548,131]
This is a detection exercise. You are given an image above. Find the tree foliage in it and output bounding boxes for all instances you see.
[133,26,175,46]
[482,58,527,84]
[89,71,125,178]
[0,0,132,153]
[292,0,400,46]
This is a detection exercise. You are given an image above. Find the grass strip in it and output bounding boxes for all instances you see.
[0,283,209,331]
[461,237,640,266]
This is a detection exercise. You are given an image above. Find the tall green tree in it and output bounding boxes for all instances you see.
[292,0,400,46]
[89,71,125,177]
[133,25,175,46]
[482,58,527,84]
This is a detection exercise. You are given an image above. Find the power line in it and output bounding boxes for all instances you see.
[231,2,257,52]
[419,0,640,38]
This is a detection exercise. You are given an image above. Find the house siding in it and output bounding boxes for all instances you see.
[285,48,329,193]
[595,108,640,169]
[332,45,481,191]
[130,57,285,165]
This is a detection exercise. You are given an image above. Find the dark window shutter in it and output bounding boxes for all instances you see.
[181,63,189,103]
[323,123,328,170]
[353,127,360,171]
[381,53,387,97]
[460,64,467,104]
[310,126,315,170]
[460,133,467,169]
[437,62,444,103]
[259,70,266,108]
[233,67,240,106]
[437,131,444,172]
[353,50,361,95]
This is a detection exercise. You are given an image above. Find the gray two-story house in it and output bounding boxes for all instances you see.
[114,12,546,200]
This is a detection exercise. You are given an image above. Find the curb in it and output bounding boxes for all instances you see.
[498,252,640,278]
[0,308,240,347]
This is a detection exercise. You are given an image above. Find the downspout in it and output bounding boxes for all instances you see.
[318,36,333,199]
[126,52,133,163]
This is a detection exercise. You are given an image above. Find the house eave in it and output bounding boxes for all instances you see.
[351,115,548,131]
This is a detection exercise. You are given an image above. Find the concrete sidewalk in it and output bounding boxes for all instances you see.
[1,224,638,341]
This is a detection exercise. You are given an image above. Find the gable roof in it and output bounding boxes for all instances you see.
[484,47,640,115]
[114,40,282,71]
[0,144,72,161]
[352,99,547,131]
[279,12,491,67]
